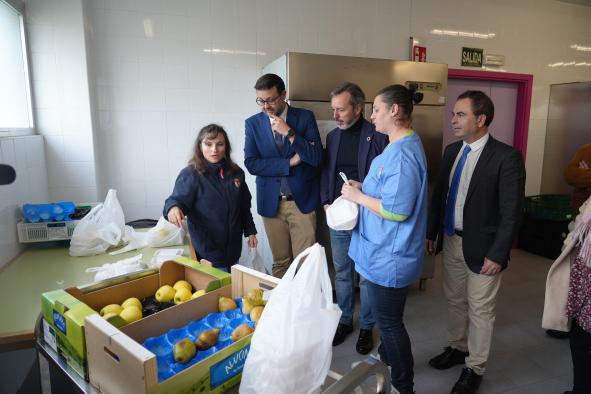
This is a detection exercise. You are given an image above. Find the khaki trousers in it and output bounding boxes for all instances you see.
[442,234,502,375]
[263,200,316,278]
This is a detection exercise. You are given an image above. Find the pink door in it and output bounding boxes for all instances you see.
[443,79,519,149]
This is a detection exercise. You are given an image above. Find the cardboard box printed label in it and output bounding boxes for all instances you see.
[85,265,279,394]
[40,258,230,380]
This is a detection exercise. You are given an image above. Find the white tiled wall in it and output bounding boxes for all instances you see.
[0,136,49,268]
[25,0,98,203]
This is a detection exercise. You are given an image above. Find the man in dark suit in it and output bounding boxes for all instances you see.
[321,82,388,354]
[426,90,525,394]
[244,73,322,278]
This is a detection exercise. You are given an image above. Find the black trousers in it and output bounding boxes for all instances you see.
[570,319,591,394]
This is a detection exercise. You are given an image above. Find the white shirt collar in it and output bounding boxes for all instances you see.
[463,132,489,153]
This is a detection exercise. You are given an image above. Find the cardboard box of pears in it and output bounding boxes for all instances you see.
[85,264,279,394]
[40,257,230,380]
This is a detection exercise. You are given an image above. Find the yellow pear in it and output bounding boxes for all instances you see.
[191,289,206,299]
[250,306,264,323]
[173,338,196,364]
[100,304,123,317]
[173,280,192,293]
[121,297,142,310]
[119,305,142,324]
[174,287,192,304]
[246,288,264,307]
[195,328,220,350]
[230,324,254,342]
[241,297,253,314]
[218,297,237,312]
[102,312,119,320]
[155,285,176,302]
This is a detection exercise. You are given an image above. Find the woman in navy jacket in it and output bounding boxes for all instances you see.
[164,124,257,270]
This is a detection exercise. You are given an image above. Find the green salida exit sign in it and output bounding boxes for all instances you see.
[461,47,483,67]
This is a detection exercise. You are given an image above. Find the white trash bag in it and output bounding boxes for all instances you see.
[85,254,145,283]
[69,189,126,256]
[239,247,267,274]
[240,243,341,394]
[326,172,359,231]
[145,216,185,247]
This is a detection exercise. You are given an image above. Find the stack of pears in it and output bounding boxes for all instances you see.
[241,288,266,323]
[155,280,206,304]
[100,297,143,326]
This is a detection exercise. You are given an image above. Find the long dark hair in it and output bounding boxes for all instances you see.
[188,124,240,174]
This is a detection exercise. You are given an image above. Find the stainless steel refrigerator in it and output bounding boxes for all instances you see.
[263,52,448,287]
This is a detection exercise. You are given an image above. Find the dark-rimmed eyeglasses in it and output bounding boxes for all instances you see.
[256,95,281,106]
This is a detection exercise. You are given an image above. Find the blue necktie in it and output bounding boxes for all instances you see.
[274,132,292,196]
[444,145,471,236]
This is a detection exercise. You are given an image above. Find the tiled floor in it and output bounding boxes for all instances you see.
[329,249,573,394]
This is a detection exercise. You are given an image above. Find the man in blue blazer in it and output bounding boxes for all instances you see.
[321,82,388,354]
[244,73,322,278]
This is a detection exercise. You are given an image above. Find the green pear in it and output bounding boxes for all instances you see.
[230,324,254,342]
[250,306,264,323]
[218,297,237,312]
[155,285,176,302]
[173,280,192,293]
[173,338,196,364]
[195,328,220,350]
[241,297,253,314]
[121,297,142,310]
[119,305,142,324]
[174,288,192,304]
[246,288,264,307]
[100,304,123,316]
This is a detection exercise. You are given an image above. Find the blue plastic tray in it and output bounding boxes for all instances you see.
[142,297,256,382]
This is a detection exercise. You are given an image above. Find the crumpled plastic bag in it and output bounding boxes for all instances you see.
[145,216,185,247]
[69,189,126,256]
[85,254,145,283]
[238,247,266,274]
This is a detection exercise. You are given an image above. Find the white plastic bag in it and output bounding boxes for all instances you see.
[239,247,267,274]
[240,243,341,394]
[326,196,359,231]
[85,254,145,283]
[69,189,126,256]
[326,172,359,231]
[145,216,185,247]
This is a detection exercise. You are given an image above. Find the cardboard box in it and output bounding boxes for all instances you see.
[41,257,230,380]
[85,265,279,394]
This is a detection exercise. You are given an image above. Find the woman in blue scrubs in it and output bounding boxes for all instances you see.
[341,84,427,394]
[164,124,257,272]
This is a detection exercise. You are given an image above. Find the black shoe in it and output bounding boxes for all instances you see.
[545,329,570,339]
[333,323,353,346]
[429,346,468,370]
[451,368,482,394]
[356,328,374,355]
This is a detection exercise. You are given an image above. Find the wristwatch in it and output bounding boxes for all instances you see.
[287,128,295,138]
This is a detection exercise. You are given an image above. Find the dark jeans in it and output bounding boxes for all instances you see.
[570,319,591,394]
[329,228,374,328]
[366,280,414,394]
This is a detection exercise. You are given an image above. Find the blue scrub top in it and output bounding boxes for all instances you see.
[348,132,428,288]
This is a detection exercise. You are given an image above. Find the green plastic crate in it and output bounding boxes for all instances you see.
[525,194,574,221]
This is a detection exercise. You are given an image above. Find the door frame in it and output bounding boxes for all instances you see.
[448,68,533,160]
